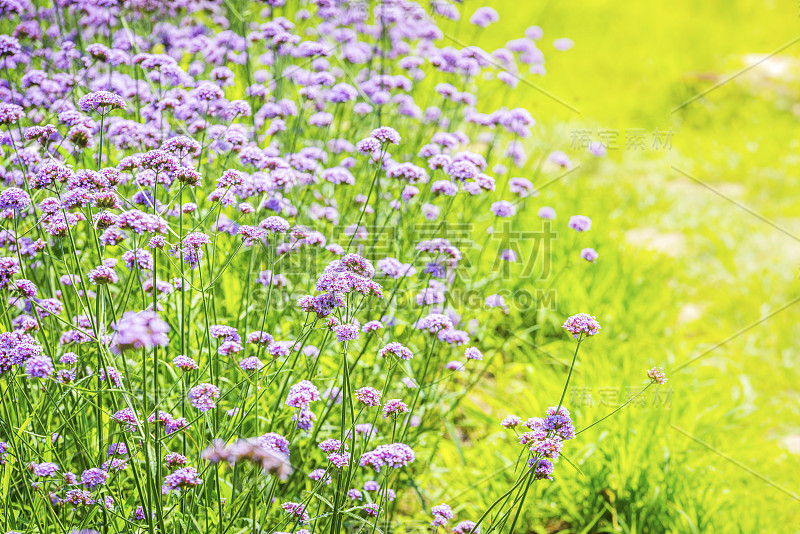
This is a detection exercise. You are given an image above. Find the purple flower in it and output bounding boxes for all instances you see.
[359,443,415,472]
[259,432,290,456]
[286,380,321,409]
[490,200,516,218]
[464,347,483,361]
[538,206,556,219]
[431,503,454,527]
[111,409,138,432]
[0,103,24,125]
[548,150,572,168]
[568,215,592,232]
[416,313,454,334]
[356,137,381,155]
[309,468,332,485]
[362,320,383,333]
[81,468,108,489]
[509,177,535,197]
[209,325,241,344]
[173,355,198,371]
[281,501,310,523]
[453,520,478,534]
[0,187,30,211]
[111,311,169,353]
[162,467,202,493]
[531,436,564,459]
[647,367,668,385]
[382,399,409,418]
[64,489,95,506]
[580,248,599,262]
[259,215,290,233]
[562,313,601,339]
[108,443,128,457]
[88,265,119,285]
[333,323,360,342]
[25,355,53,378]
[370,126,401,145]
[378,342,414,360]
[501,415,522,428]
[164,452,188,470]
[319,439,344,453]
[470,6,499,27]
[32,462,59,477]
[328,452,350,468]
[355,387,382,407]
[188,383,220,412]
[78,91,126,113]
[588,141,607,156]
[553,37,575,51]
[131,506,151,521]
[387,162,428,183]
[239,356,264,371]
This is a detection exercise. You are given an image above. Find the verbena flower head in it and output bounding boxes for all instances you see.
[378,342,414,360]
[0,103,24,125]
[490,200,516,218]
[501,415,522,428]
[173,355,199,371]
[562,313,601,339]
[32,462,59,477]
[568,215,592,232]
[78,91,126,113]
[81,468,108,489]
[188,383,220,412]
[647,367,668,385]
[470,6,499,27]
[431,503,454,527]
[359,443,415,472]
[416,313,454,334]
[355,387,382,407]
[382,399,409,418]
[319,439,344,453]
[538,206,557,219]
[370,126,401,145]
[162,467,202,494]
[464,347,483,360]
[580,247,599,262]
[0,187,30,211]
[333,323,360,342]
[282,501,310,523]
[111,408,139,432]
[25,355,53,378]
[453,520,478,534]
[111,311,170,353]
[286,380,321,409]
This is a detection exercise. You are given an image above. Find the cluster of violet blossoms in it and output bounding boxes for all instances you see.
[0,0,631,531]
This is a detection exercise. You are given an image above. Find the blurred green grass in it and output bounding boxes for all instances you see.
[426,1,800,532]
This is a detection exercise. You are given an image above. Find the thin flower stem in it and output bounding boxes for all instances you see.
[576,382,654,437]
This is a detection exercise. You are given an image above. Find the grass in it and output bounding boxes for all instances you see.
[424,1,800,532]
[0,1,796,531]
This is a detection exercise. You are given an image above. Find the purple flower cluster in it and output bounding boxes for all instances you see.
[78,91,126,114]
[562,313,602,339]
[111,311,170,353]
[161,467,202,494]
[0,0,620,528]
[647,367,668,385]
[360,443,416,472]
[188,383,220,412]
